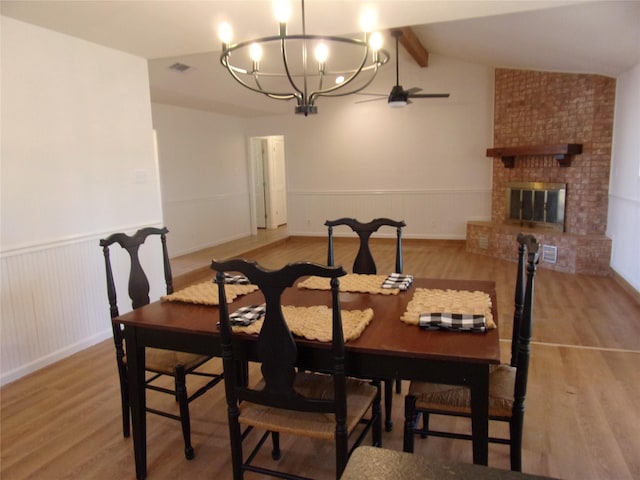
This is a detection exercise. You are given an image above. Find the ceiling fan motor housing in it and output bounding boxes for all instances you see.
[388,85,409,105]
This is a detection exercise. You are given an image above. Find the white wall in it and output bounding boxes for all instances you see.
[151,103,251,256]
[0,17,163,385]
[607,62,640,292]
[244,54,494,239]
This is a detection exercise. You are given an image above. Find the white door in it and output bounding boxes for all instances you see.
[269,136,287,228]
[249,135,287,231]
[252,138,268,229]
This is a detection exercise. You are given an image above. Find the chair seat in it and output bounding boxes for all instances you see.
[124,347,211,375]
[409,364,515,418]
[239,372,378,440]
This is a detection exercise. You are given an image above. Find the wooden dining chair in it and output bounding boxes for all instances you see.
[100,227,223,460]
[325,217,405,275]
[325,217,406,432]
[212,258,382,480]
[403,233,539,472]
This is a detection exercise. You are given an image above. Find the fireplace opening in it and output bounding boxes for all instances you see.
[505,182,566,231]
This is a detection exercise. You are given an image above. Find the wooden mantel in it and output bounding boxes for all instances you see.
[486,143,583,168]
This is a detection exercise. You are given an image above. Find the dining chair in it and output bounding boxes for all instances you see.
[402,233,539,471]
[325,217,405,275]
[212,258,382,480]
[325,217,406,432]
[100,226,223,460]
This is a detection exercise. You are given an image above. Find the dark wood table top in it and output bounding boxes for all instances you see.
[115,277,500,368]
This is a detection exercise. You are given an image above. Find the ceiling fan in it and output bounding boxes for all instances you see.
[357,29,450,107]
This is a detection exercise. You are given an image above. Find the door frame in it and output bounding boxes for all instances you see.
[247,135,286,234]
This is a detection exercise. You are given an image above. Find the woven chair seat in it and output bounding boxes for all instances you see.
[409,364,515,418]
[239,372,378,440]
[124,347,211,375]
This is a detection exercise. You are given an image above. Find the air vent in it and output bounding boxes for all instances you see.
[169,62,192,73]
[478,234,489,250]
[542,244,558,264]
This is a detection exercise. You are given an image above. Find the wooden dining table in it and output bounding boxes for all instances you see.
[115,277,500,479]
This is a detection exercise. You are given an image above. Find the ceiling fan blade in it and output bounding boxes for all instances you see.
[408,93,451,98]
[355,97,387,104]
[355,93,388,97]
[405,87,422,95]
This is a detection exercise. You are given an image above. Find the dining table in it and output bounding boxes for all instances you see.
[115,275,500,479]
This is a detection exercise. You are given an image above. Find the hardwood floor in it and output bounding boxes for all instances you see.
[170,226,290,290]
[2,232,639,479]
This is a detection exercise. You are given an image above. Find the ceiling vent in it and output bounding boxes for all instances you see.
[169,62,192,73]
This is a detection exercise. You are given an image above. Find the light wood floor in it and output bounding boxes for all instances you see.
[2,230,639,480]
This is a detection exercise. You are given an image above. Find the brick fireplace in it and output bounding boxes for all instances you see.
[466,69,615,276]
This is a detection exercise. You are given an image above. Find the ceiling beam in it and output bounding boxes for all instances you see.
[391,27,429,68]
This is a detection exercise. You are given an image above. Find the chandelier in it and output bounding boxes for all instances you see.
[218,0,390,116]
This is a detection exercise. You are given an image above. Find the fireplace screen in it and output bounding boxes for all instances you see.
[505,182,566,231]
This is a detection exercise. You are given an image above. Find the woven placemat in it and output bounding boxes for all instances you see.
[162,281,258,305]
[298,274,400,295]
[401,288,495,329]
[231,305,374,342]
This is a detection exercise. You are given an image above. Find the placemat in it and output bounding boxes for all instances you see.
[230,305,374,342]
[298,274,401,295]
[162,280,258,305]
[401,288,495,329]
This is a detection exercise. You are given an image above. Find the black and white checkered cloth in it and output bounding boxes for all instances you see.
[228,304,266,326]
[419,312,487,333]
[220,273,251,285]
[381,273,414,290]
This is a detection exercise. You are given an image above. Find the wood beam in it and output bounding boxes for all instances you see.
[391,26,429,67]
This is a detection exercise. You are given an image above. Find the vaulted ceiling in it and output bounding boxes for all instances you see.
[2,1,639,117]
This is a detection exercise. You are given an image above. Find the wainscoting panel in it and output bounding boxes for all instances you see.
[162,192,251,257]
[0,228,167,386]
[286,189,492,239]
[607,194,640,292]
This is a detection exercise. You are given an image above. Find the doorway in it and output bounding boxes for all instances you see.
[248,135,287,232]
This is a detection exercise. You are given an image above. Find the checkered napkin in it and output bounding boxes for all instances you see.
[419,312,487,333]
[219,273,251,285]
[227,304,266,326]
[381,273,414,291]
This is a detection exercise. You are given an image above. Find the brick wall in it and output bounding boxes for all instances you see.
[493,69,615,235]
[467,69,615,275]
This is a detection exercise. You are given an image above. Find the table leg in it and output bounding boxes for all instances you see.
[469,365,490,465]
[384,379,393,432]
[125,326,147,479]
